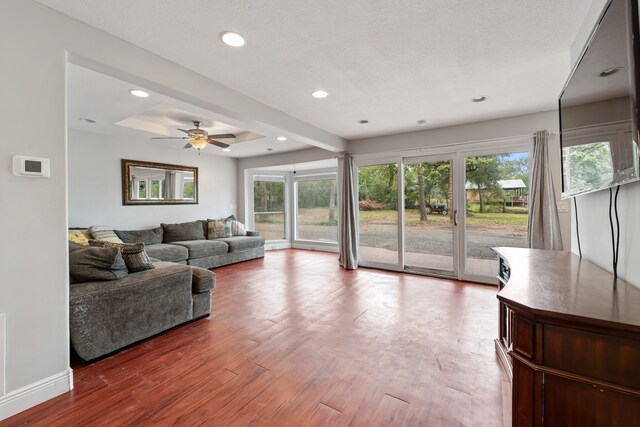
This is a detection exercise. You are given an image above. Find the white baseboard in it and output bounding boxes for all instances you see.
[292,243,339,253]
[0,368,73,421]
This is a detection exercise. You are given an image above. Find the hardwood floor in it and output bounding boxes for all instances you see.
[4,249,510,426]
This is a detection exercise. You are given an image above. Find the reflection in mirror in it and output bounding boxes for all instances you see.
[121,159,198,205]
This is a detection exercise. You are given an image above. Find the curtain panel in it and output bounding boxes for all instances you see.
[338,154,358,269]
[528,130,563,250]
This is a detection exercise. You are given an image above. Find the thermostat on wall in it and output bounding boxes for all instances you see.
[12,155,50,177]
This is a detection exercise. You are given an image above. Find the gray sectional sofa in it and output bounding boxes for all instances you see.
[69,254,215,361]
[67,218,264,361]
[114,220,265,268]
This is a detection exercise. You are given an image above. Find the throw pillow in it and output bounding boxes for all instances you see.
[114,227,164,245]
[161,221,205,242]
[69,246,128,282]
[89,240,155,273]
[230,220,246,236]
[88,225,124,243]
[68,229,91,246]
[207,219,228,239]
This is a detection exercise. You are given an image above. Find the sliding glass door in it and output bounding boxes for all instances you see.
[355,142,531,283]
[463,151,530,280]
[403,155,457,277]
[357,162,400,268]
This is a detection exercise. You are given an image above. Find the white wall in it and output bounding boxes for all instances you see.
[567,0,640,286]
[348,110,571,250]
[69,130,236,229]
[0,0,342,419]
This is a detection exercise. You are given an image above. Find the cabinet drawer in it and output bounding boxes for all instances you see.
[512,315,534,360]
[544,324,640,389]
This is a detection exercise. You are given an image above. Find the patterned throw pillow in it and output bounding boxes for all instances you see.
[230,220,246,236]
[68,229,91,246]
[89,240,155,272]
[88,225,124,243]
[207,219,228,239]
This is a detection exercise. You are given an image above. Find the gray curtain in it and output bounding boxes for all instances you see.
[165,171,175,199]
[528,130,563,250]
[338,154,358,269]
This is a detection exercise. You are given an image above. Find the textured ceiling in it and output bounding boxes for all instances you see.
[68,64,310,158]
[40,0,592,140]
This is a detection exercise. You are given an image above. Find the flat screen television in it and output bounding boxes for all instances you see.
[559,0,640,198]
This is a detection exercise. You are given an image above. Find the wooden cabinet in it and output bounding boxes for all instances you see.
[493,247,640,426]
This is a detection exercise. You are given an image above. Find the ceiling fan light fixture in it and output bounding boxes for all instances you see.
[220,31,245,47]
[189,136,208,150]
[129,89,149,98]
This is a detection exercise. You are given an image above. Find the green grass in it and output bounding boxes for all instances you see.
[258,207,528,228]
[359,208,528,227]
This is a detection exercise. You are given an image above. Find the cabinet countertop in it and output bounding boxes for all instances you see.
[492,247,640,334]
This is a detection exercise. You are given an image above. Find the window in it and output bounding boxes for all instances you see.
[253,176,286,240]
[137,180,147,199]
[150,179,162,199]
[295,174,337,243]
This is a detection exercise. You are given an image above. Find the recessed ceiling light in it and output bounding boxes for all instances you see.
[472,96,487,103]
[417,120,427,125]
[267,148,274,152]
[359,120,369,124]
[312,90,328,99]
[222,148,231,152]
[129,89,149,98]
[277,136,287,141]
[599,67,622,77]
[220,31,245,47]
[78,118,96,123]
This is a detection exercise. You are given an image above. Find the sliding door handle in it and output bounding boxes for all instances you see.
[453,209,458,226]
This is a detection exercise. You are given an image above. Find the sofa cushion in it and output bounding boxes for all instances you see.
[145,243,189,263]
[69,246,128,282]
[216,236,265,253]
[115,227,163,245]
[171,240,229,258]
[207,219,230,239]
[68,229,91,246]
[89,241,155,273]
[88,225,124,243]
[162,221,205,242]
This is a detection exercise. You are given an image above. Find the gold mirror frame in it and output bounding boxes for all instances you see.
[121,159,198,205]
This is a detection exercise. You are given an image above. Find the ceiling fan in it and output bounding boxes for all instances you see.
[152,120,236,154]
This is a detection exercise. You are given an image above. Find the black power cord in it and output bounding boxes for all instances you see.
[613,185,620,277]
[608,186,621,278]
[573,197,582,258]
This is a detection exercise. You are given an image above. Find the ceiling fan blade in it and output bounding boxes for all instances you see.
[208,140,230,149]
[151,137,188,140]
[183,143,193,149]
[178,128,191,134]
[208,133,236,139]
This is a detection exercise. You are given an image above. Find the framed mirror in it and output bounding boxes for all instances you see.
[121,159,198,205]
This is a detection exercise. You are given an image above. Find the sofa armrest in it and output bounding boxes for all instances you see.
[190,266,216,293]
[246,230,260,237]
